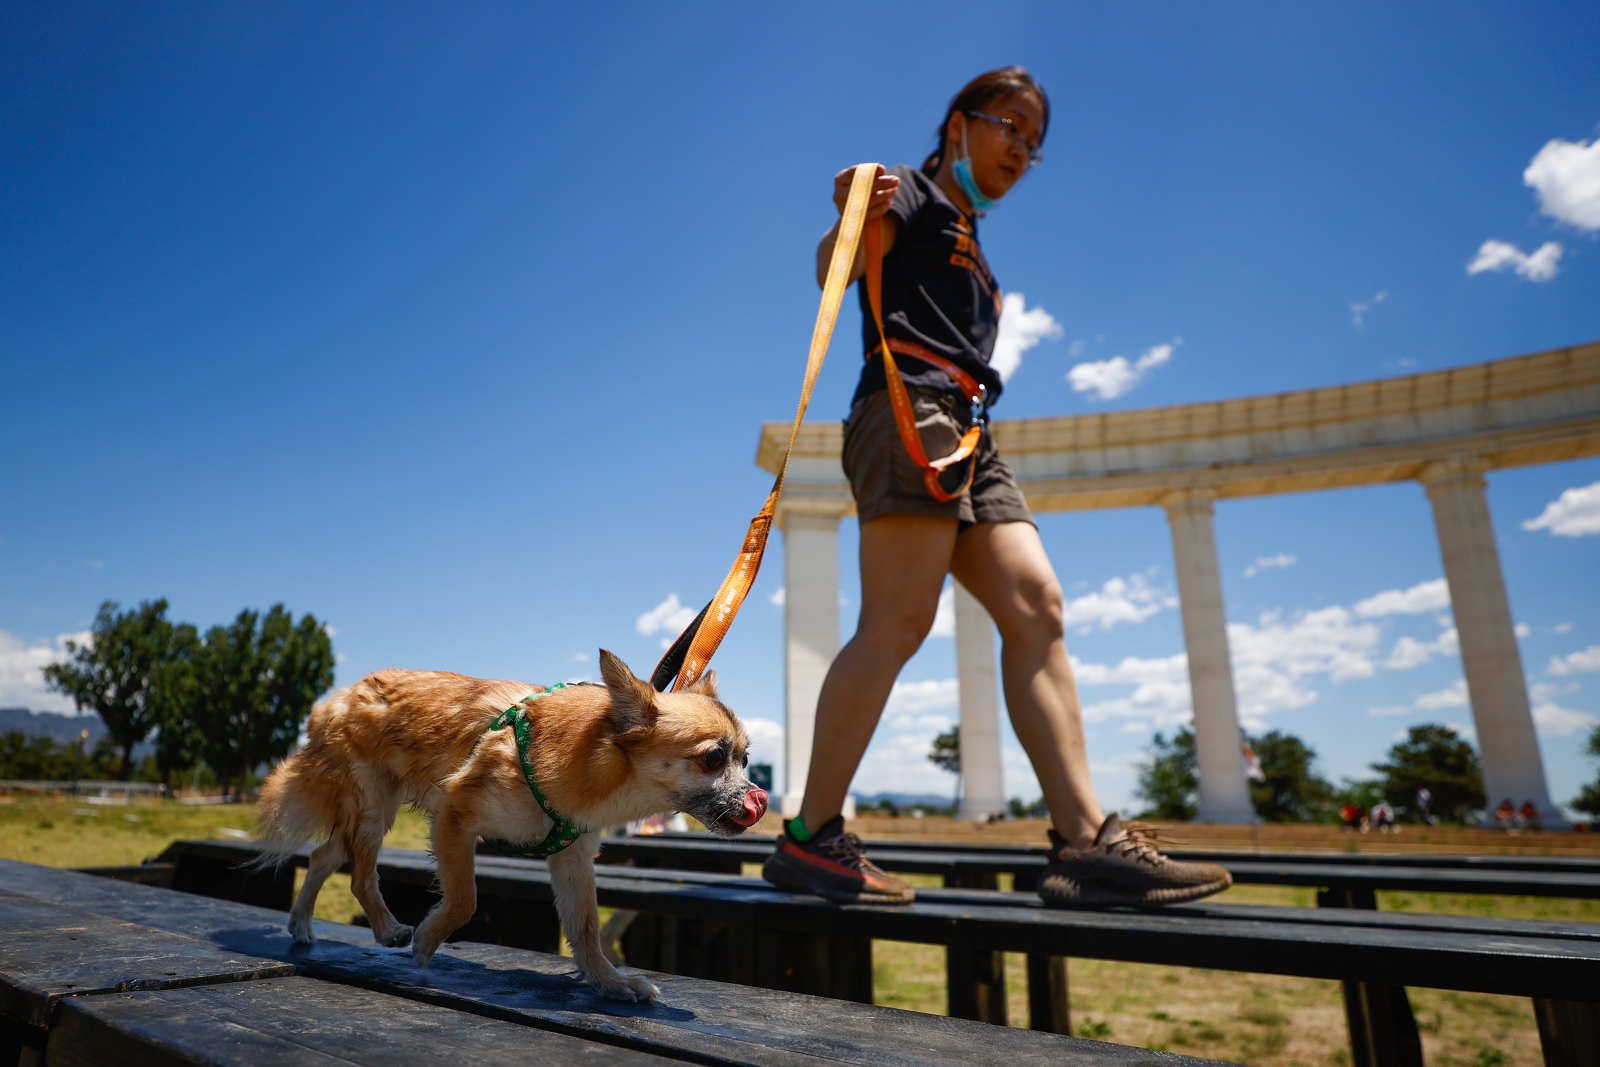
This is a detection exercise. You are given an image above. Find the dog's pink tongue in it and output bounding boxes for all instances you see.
[737,789,769,826]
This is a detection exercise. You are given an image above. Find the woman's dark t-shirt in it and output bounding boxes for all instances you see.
[851,163,1004,410]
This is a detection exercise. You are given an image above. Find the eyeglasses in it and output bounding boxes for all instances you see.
[964,110,1043,165]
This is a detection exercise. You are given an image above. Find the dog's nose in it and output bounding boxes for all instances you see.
[735,788,768,826]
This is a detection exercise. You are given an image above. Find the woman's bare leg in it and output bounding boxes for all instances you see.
[951,521,1106,848]
[797,514,959,830]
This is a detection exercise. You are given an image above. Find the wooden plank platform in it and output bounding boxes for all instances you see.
[150,837,1600,1065]
[592,833,1600,896]
[48,977,679,1065]
[0,889,293,1029]
[1,858,1194,1066]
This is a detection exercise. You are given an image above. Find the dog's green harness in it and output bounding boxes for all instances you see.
[476,683,585,859]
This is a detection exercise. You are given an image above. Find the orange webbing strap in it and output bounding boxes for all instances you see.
[863,220,983,503]
[651,163,881,693]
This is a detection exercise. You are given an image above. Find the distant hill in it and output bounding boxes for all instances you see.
[0,707,109,746]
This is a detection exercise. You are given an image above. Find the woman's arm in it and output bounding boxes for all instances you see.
[815,165,902,289]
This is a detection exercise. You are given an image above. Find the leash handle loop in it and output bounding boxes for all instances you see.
[651,163,882,693]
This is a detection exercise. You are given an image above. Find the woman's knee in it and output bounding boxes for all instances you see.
[857,607,938,664]
[996,575,1065,645]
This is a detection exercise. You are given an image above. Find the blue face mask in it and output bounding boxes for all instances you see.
[951,125,996,214]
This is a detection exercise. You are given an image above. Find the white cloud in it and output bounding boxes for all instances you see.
[1415,679,1469,711]
[1063,572,1174,632]
[636,593,697,649]
[1354,578,1450,618]
[991,293,1063,384]
[1067,339,1086,358]
[742,716,784,766]
[1349,290,1388,328]
[1548,645,1600,676]
[1243,553,1297,579]
[1073,603,1384,731]
[1231,605,1383,684]
[885,677,959,714]
[1066,338,1180,401]
[0,630,89,714]
[854,722,961,798]
[1466,239,1563,282]
[1524,135,1600,231]
[1383,626,1458,670]
[1530,681,1579,703]
[1522,481,1600,537]
[1554,622,1575,634]
[1532,702,1599,738]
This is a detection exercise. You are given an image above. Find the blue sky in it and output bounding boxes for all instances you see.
[5,3,1598,817]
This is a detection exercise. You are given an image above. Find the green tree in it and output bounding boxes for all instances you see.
[1135,729,1198,820]
[42,599,190,779]
[1571,726,1600,818]
[149,623,203,790]
[928,726,960,808]
[1247,730,1337,822]
[193,606,335,798]
[1370,724,1485,823]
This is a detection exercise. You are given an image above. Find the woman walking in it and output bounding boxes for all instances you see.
[762,67,1232,907]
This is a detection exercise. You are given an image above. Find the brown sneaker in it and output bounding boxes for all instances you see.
[1037,813,1232,907]
[761,816,915,904]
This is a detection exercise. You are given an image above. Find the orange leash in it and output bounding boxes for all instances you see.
[862,220,986,502]
[651,163,881,692]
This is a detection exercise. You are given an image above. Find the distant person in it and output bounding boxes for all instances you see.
[1370,801,1397,832]
[760,66,1232,910]
[1519,800,1541,831]
[1340,803,1363,831]
[1495,798,1516,830]
[1415,786,1434,825]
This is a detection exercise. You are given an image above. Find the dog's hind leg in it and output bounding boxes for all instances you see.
[288,836,347,945]
[411,807,477,967]
[347,821,413,948]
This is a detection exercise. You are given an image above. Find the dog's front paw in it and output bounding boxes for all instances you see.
[589,971,660,1003]
[411,939,437,968]
[287,918,315,945]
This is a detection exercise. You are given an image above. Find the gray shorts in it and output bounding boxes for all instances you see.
[841,387,1035,529]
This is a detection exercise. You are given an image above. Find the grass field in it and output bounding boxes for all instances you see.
[3,792,1594,1066]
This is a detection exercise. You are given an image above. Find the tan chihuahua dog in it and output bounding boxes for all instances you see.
[256,649,768,1001]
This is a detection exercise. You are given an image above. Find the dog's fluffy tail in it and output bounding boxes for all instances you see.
[249,749,337,872]
[251,685,358,871]
[250,749,332,869]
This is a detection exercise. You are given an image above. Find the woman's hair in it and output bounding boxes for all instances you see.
[919,66,1050,177]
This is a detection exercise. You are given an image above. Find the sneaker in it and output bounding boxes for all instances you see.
[1037,813,1232,907]
[761,816,915,904]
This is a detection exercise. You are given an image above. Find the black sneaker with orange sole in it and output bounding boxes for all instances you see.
[1037,812,1232,907]
[761,815,915,904]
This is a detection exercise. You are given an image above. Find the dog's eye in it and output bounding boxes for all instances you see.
[699,749,727,773]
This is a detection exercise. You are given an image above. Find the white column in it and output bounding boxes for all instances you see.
[954,583,1005,820]
[1162,488,1255,823]
[777,504,846,817]
[1420,458,1561,824]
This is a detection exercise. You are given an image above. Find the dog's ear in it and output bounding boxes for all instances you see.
[684,668,718,698]
[598,648,658,733]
